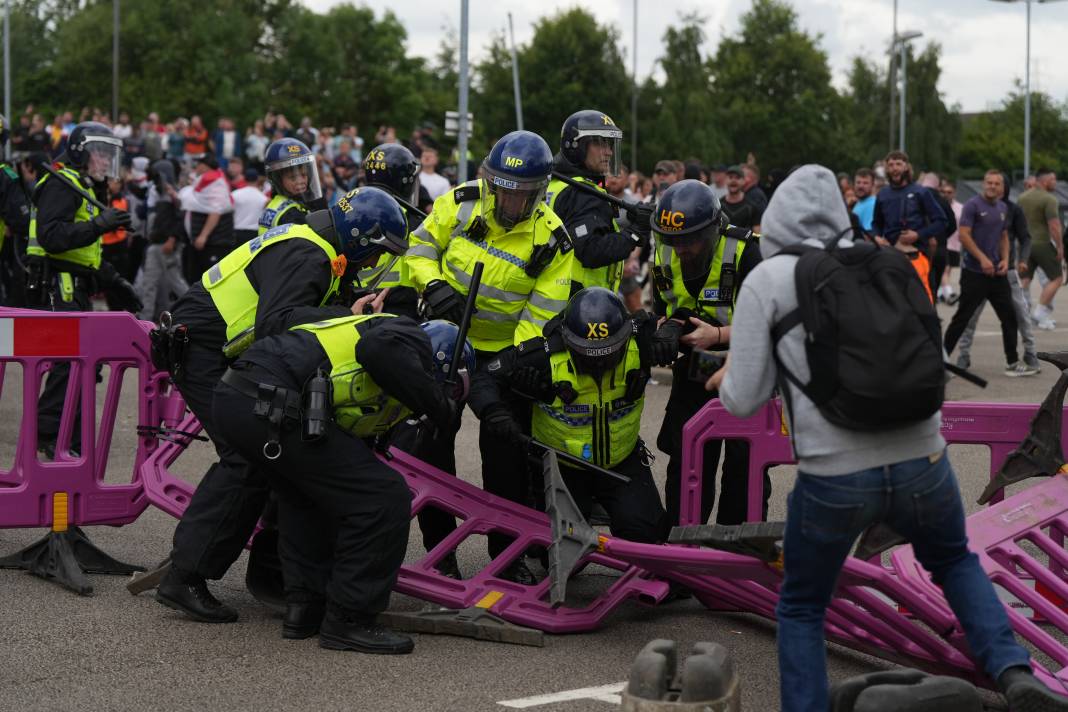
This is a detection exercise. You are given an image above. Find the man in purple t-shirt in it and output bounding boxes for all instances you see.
[943,170,1036,377]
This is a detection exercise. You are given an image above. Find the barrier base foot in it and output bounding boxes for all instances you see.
[127,558,171,595]
[378,606,544,647]
[667,522,785,563]
[0,526,144,596]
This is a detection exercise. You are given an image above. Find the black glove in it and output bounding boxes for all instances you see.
[651,319,684,367]
[625,202,654,236]
[108,277,144,315]
[423,279,466,324]
[510,365,551,401]
[481,403,526,445]
[92,208,133,235]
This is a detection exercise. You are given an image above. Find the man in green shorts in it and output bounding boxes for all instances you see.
[1018,168,1064,330]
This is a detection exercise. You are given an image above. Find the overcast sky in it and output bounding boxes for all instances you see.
[302,0,1068,114]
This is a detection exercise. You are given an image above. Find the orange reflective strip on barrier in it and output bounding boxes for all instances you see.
[52,492,69,533]
[0,317,80,357]
[476,591,504,609]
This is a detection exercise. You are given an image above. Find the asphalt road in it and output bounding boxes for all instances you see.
[0,300,1065,712]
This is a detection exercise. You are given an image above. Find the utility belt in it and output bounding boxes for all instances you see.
[220,366,331,460]
[149,311,190,378]
[24,256,99,307]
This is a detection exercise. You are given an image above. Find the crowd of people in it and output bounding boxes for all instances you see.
[2,102,1068,712]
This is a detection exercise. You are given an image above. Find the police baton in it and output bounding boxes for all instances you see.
[550,171,641,213]
[445,260,483,394]
[38,161,110,212]
[523,436,632,484]
[392,193,428,221]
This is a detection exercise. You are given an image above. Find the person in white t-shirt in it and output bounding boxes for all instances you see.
[418,146,451,201]
[231,168,269,244]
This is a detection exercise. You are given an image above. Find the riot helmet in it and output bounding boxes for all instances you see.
[561,287,632,376]
[421,319,477,401]
[67,121,123,182]
[481,130,553,229]
[363,143,420,205]
[265,138,322,204]
[305,186,408,273]
[651,179,725,283]
[560,110,623,177]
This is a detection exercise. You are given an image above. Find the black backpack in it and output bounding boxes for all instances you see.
[770,241,945,431]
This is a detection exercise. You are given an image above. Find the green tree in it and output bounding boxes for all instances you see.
[844,57,890,167]
[636,15,730,173]
[710,0,854,172]
[959,88,1068,176]
[473,9,630,155]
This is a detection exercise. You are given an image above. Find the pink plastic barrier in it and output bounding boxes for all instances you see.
[0,308,172,527]
[679,399,1062,525]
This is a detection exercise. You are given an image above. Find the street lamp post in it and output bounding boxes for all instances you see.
[891,30,922,153]
[988,0,1067,179]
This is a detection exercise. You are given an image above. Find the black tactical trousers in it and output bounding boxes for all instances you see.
[213,365,411,615]
[169,341,270,580]
[34,281,93,453]
[659,354,770,526]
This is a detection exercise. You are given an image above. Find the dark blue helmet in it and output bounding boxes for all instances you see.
[560,110,623,177]
[363,143,420,205]
[67,121,123,181]
[651,179,725,282]
[481,130,553,229]
[561,287,632,375]
[306,186,408,269]
[421,319,476,401]
[265,137,322,204]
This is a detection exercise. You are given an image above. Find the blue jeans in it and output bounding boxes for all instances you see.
[776,451,1031,712]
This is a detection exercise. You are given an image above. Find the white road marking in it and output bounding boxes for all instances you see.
[498,682,627,708]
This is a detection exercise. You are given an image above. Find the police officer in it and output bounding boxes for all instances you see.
[648,180,764,526]
[547,110,649,294]
[471,287,669,543]
[258,138,323,235]
[155,187,409,623]
[0,114,31,305]
[27,121,140,458]
[406,130,574,583]
[212,314,473,653]
[356,143,421,319]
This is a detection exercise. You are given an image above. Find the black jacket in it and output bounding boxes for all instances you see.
[240,315,453,429]
[0,164,30,240]
[170,235,351,353]
[550,153,636,289]
[31,166,105,256]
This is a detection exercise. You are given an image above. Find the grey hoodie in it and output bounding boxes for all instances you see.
[719,164,944,476]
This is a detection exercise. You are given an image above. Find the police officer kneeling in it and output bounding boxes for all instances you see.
[471,287,669,543]
[213,315,472,653]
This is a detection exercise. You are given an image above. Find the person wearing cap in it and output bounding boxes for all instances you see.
[258,138,323,236]
[153,187,410,624]
[187,152,235,280]
[406,130,575,584]
[648,179,764,526]
[470,287,670,544]
[720,165,762,232]
[546,110,649,294]
[651,160,679,201]
[136,159,189,321]
[231,167,269,245]
[709,164,728,200]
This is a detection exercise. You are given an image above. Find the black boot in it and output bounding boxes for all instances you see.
[282,599,326,639]
[437,552,462,580]
[999,666,1068,711]
[498,559,537,586]
[155,569,239,623]
[318,607,414,655]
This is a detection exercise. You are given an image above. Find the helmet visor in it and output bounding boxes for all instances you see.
[358,220,409,259]
[662,225,719,283]
[267,154,323,203]
[483,166,547,229]
[85,136,123,181]
[562,321,631,376]
[576,130,622,177]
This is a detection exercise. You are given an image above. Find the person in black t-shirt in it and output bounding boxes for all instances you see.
[720,165,762,231]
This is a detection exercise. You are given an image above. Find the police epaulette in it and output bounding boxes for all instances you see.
[453,185,480,203]
[542,318,567,354]
[550,225,573,253]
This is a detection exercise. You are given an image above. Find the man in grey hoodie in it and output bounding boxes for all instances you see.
[709,164,1058,712]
